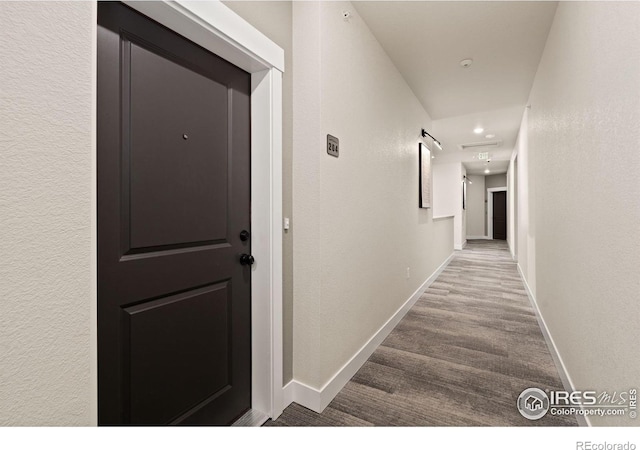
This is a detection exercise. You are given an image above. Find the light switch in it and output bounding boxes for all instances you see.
[284,217,290,231]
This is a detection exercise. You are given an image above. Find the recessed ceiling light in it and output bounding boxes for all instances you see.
[460,59,473,68]
[474,127,484,134]
[485,134,495,139]
[484,169,490,174]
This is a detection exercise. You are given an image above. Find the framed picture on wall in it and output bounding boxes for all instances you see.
[419,142,432,209]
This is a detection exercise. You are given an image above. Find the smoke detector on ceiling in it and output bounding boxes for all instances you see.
[460,59,473,68]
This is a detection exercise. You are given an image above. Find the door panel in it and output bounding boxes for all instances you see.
[125,283,231,425]
[128,42,229,250]
[493,191,507,240]
[98,2,251,425]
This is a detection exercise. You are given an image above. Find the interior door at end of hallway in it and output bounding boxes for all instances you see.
[492,191,507,240]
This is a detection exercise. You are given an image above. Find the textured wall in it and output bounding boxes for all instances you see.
[292,1,453,388]
[0,2,96,425]
[527,2,640,426]
[291,0,323,388]
[222,0,294,385]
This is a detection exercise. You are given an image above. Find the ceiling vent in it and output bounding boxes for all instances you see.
[459,140,502,151]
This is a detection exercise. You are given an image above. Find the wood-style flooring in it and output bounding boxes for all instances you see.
[265,240,577,426]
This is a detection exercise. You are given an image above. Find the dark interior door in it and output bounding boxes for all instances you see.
[493,191,507,240]
[97,2,252,425]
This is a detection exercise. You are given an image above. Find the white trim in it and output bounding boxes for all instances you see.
[90,1,98,427]
[517,264,590,427]
[249,69,284,419]
[454,240,467,251]
[122,0,284,73]
[507,156,518,261]
[487,186,507,240]
[466,235,490,240]
[432,215,454,220]
[287,252,455,413]
[285,381,323,413]
[282,380,295,409]
[98,0,284,422]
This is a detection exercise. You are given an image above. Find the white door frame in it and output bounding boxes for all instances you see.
[511,156,518,259]
[487,187,507,240]
[105,0,285,420]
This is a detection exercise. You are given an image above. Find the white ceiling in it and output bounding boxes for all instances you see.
[353,1,558,174]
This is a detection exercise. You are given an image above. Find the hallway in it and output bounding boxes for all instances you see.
[266,241,577,426]
[2,1,638,434]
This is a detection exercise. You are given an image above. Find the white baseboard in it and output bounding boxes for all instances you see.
[284,252,455,414]
[466,235,490,240]
[282,379,322,412]
[454,240,467,250]
[282,380,295,410]
[517,264,590,427]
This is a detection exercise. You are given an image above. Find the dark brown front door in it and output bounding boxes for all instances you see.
[493,191,507,240]
[97,2,251,425]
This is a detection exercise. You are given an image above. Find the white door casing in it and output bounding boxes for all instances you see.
[487,186,507,240]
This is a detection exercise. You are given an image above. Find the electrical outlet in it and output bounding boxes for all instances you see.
[406,267,410,279]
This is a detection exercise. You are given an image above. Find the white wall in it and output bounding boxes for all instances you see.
[507,156,517,258]
[0,2,96,426]
[292,1,453,390]
[523,1,640,426]
[465,175,486,238]
[433,162,464,249]
[485,173,507,189]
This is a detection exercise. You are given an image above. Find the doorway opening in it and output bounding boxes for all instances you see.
[512,157,518,258]
[487,187,507,240]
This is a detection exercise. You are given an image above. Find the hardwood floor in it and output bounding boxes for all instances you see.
[265,240,577,426]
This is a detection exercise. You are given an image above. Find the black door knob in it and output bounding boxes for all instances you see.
[239,254,255,266]
[240,230,250,241]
